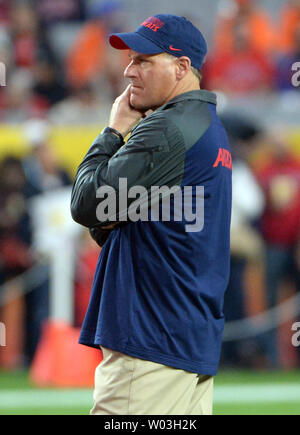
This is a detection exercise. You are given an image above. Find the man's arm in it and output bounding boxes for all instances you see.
[70,127,124,228]
[70,113,185,228]
[71,85,185,229]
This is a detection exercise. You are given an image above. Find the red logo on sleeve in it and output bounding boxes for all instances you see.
[213,148,232,170]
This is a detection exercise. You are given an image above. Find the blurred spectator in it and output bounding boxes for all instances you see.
[0,26,13,71]
[74,231,100,327]
[275,23,300,91]
[32,57,69,106]
[21,119,73,364]
[10,2,54,69]
[48,83,110,125]
[0,70,49,123]
[0,155,37,368]
[278,0,300,53]
[11,2,38,68]
[0,27,13,115]
[0,0,11,25]
[204,21,275,95]
[22,119,72,193]
[66,0,127,97]
[0,1,65,120]
[34,0,85,26]
[255,128,300,368]
[220,114,265,367]
[0,156,34,284]
[213,0,275,55]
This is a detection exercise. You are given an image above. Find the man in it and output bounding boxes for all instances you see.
[71,14,232,415]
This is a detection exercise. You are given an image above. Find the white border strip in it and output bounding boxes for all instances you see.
[0,384,300,410]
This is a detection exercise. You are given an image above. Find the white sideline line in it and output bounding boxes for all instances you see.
[214,384,300,403]
[0,384,300,410]
[0,389,93,410]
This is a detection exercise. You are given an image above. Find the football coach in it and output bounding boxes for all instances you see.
[71,14,232,415]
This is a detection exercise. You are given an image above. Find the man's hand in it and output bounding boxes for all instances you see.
[90,222,125,247]
[89,227,111,248]
[101,222,119,230]
[109,85,145,138]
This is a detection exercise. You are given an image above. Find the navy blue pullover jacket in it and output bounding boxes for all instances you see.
[71,90,232,375]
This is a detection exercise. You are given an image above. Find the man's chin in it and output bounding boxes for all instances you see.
[130,96,151,112]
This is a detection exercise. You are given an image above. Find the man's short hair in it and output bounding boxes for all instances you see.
[164,53,202,84]
[191,66,202,84]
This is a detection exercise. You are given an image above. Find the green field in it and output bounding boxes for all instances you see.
[0,370,300,415]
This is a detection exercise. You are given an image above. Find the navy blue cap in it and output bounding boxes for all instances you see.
[109,14,207,70]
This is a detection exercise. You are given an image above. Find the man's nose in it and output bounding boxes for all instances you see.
[124,62,136,78]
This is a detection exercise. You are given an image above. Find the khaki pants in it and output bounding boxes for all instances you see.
[90,347,214,415]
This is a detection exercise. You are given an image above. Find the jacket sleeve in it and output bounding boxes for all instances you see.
[70,112,185,228]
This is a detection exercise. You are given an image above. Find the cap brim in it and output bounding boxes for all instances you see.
[109,32,163,54]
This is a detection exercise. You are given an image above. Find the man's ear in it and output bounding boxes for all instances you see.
[176,56,191,79]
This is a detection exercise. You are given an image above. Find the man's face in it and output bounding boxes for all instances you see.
[124,50,178,111]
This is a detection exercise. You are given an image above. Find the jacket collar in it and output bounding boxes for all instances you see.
[161,90,217,109]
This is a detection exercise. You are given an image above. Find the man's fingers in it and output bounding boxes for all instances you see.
[101,223,119,230]
[122,84,132,100]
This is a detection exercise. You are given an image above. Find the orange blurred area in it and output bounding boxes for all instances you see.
[30,321,102,387]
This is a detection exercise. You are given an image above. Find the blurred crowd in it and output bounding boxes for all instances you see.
[0,0,299,371]
[221,115,300,369]
[0,0,299,125]
[0,0,128,125]
[203,0,300,95]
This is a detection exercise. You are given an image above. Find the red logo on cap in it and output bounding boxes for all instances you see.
[169,45,182,51]
[141,17,165,32]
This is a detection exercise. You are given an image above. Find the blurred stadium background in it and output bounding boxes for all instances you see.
[0,0,300,415]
